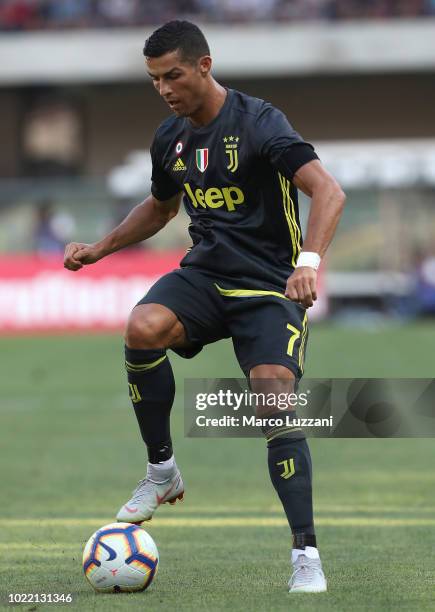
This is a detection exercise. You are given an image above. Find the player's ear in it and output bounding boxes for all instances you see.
[198,56,212,77]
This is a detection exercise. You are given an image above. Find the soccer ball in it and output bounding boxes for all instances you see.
[82,522,159,593]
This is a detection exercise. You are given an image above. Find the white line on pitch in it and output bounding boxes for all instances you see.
[1,517,435,528]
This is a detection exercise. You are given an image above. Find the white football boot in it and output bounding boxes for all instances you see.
[116,468,184,524]
[288,550,327,593]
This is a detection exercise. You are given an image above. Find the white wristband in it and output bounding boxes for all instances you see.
[296,252,321,270]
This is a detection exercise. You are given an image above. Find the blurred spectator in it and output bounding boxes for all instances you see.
[0,0,37,31]
[415,252,435,315]
[45,0,92,28]
[96,0,138,26]
[0,0,432,30]
[276,0,331,21]
[33,200,75,254]
[390,249,435,319]
[220,0,278,22]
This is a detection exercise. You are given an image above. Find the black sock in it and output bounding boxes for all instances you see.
[266,424,316,547]
[125,346,175,464]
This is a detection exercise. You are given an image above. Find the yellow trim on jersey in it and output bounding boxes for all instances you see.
[287,175,302,257]
[214,284,289,300]
[278,172,301,266]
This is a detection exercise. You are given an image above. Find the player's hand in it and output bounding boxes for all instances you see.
[63,242,103,271]
[285,267,317,308]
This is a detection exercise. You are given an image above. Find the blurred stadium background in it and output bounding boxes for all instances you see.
[1,3,435,610]
[1,1,435,330]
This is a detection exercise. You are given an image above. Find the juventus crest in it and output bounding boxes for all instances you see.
[223,135,239,173]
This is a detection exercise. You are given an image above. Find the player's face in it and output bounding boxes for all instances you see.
[146,51,208,117]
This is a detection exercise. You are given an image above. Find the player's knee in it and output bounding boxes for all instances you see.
[250,365,296,417]
[250,364,295,382]
[125,305,175,349]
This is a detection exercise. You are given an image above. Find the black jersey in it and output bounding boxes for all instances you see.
[150,88,318,289]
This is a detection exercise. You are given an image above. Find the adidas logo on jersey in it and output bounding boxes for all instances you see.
[172,158,187,171]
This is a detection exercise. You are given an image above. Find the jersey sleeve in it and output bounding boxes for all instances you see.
[252,104,318,177]
[150,136,182,202]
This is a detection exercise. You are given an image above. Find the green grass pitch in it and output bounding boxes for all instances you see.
[1,322,435,611]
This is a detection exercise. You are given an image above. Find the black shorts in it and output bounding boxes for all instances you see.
[137,268,308,379]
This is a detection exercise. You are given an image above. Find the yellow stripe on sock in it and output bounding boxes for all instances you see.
[266,426,302,442]
[125,355,167,372]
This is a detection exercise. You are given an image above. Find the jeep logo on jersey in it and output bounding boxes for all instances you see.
[184,183,245,212]
[196,148,209,173]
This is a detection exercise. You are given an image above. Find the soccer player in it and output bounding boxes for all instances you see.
[64,21,345,593]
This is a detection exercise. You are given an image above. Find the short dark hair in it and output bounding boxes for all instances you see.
[143,20,210,64]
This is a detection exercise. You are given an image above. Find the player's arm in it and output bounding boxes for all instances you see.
[286,159,346,307]
[64,192,182,271]
[253,104,345,307]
